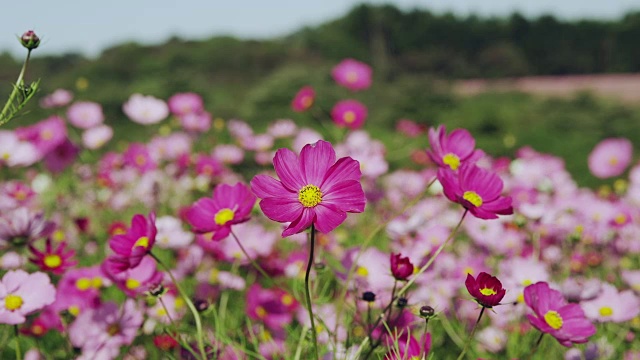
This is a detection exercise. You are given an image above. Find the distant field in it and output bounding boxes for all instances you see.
[455,73,640,102]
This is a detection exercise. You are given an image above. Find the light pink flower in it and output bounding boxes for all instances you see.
[331,99,367,129]
[122,94,169,125]
[588,138,633,178]
[69,299,143,360]
[0,131,39,167]
[39,89,73,108]
[331,58,372,91]
[67,101,104,129]
[16,116,67,157]
[251,140,366,237]
[82,125,113,149]
[0,270,56,324]
[213,144,244,165]
[179,111,211,133]
[168,92,204,116]
[581,282,640,323]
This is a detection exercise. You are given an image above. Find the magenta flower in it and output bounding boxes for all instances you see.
[427,125,483,170]
[390,253,414,281]
[465,272,506,308]
[524,282,596,347]
[123,143,157,173]
[185,182,256,241]
[67,101,104,129]
[16,116,67,157]
[168,92,204,116]
[29,238,77,275]
[246,284,298,330]
[105,212,157,274]
[291,86,315,112]
[0,270,56,324]
[588,138,633,178]
[251,140,366,237]
[331,58,372,91]
[438,163,513,219]
[106,256,163,297]
[331,99,368,129]
[43,138,80,173]
[384,333,431,360]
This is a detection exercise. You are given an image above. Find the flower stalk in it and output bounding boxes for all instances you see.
[304,224,320,360]
[456,306,486,360]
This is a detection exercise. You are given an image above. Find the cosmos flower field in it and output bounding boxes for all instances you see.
[1,35,640,360]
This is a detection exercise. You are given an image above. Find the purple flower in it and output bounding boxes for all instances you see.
[524,282,596,347]
[251,140,366,237]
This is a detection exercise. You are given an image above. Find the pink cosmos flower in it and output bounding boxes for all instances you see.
[105,212,157,274]
[438,163,513,219]
[123,94,169,125]
[16,116,68,157]
[384,333,431,360]
[0,208,55,247]
[179,111,212,133]
[194,154,224,177]
[524,282,596,347]
[39,89,73,108]
[213,144,244,165]
[185,182,256,241]
[396,119,424,138]
[427,125,484,170]
[246,284,298,330]
[291,86,315,112]
[251,140,366,237]
[0,181,36,211]
[331,99,368,129]
[268,119,298,138]
[331,58,372,91]
[168,92,204,116]
[465,272,506,308]
[69,299,143,360]
[0,270,56,324]
[82,125,113,150]
[106,256,163,297]
[66,101,104,129]
[581,282,640,323]
[29,238,77,275]
[390,253,414,281]
[123,143,157,173]
[43,138,80,173]
[0,131,39,167]
[588,138,633,178]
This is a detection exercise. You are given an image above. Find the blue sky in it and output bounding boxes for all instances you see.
[1,0,639,58]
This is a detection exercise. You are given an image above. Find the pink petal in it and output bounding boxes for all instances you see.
[300,140,336,185]
[251,174,289,199]
[282,208,315,237]
[314,203,347,233]
[274,148,306,191]
[185,198,217,232]
[321,157,361,190]
[322,180,365,213]
[259,197,303,223]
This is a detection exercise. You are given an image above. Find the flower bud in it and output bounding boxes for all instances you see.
[419,305,435,319]
[362,291,376,302]
[396,297,408,308]
[20,30,40,50]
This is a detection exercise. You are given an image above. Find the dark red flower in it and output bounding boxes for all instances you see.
[390,253,414,281]
[465,272,506,308]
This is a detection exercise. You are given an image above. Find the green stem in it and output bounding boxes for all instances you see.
[230,230,273,281]
[158,297,200,360]
[456,306,486,360]
[0,49,31,124]
[304,224,319,360]
[526,333,545,360]
[13,325,20,360]
[151,252,207,360]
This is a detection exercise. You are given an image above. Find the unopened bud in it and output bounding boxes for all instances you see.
[396,297,408,308]
[20,30,40,50]
[362,291,376,302]
[194,299,209,312]
[419,305,435,319]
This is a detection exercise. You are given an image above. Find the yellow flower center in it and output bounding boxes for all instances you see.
[14,190,26,201]
[76,278,91,291]
[544,310,563,330]
[2,152,10,161]
[209,269,219,284]
[463,191,483,207]
[599,306,613,317]
[135,154,146,166]
[134,236,150,249]
[5,294,23,311]
[32,324,44,335]
[609,156,618,165]
[301,96,313,108]
[40,129,53,140]
[68,305,80,316]
[256,306,267,318]
[346,71,358,83]
[615,214,627,224]
[356,266,369,276]
[479,287,497,296]
[126,278,141,290]
[281,294,294,306]
[298,184,322,208]
[214,208,235,226]
[107,323,120,336]
[442,153,461,170]
[92,276,103,288]
[44,254,62,268]
[343,111,356,124]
